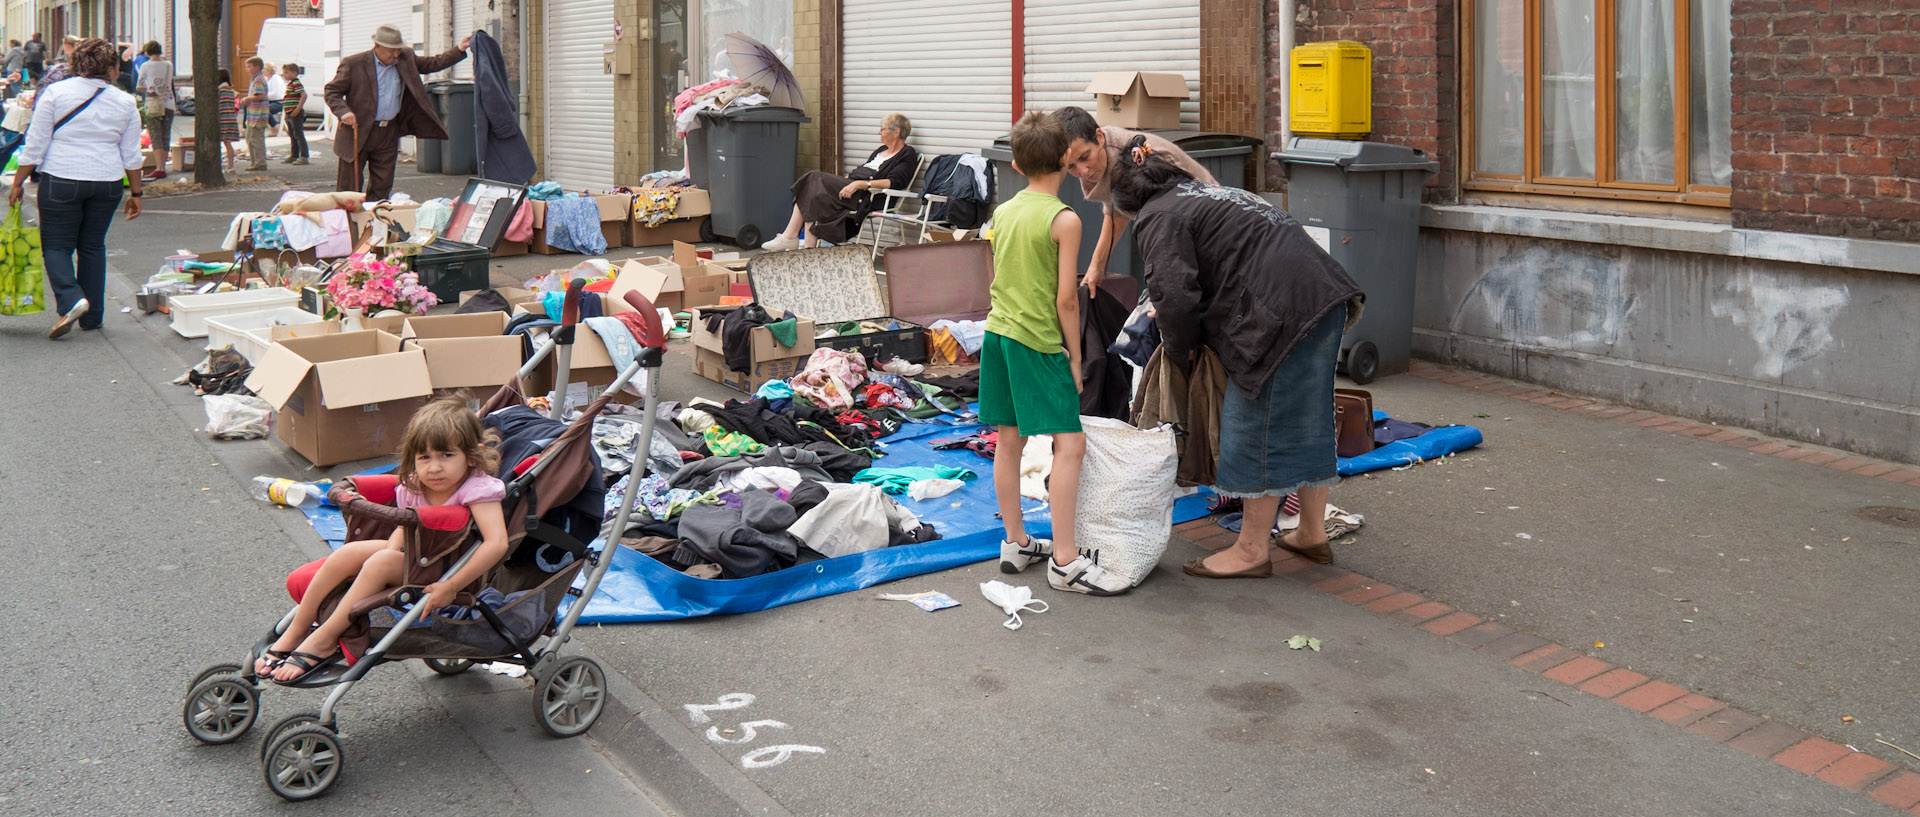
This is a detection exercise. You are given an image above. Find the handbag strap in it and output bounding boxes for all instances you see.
[51,87,106,136]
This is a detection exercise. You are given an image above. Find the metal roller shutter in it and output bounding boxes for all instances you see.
[842,0,1011,172]
[1024,0,1200,130]
[450,0,474,80]
[542,0,615,189]
[339,0,411,59]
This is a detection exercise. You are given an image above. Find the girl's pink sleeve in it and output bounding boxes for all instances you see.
[456,474,507,507]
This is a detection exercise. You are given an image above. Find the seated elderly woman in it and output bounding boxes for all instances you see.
[763,113,918,251]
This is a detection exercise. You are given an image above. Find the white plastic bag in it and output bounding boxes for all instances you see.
[906,478,964,501]
[1074,416,1179,586]
[979,581,1048,631]
[204,394,274,440]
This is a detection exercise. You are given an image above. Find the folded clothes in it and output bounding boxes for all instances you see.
[852,465,977,496]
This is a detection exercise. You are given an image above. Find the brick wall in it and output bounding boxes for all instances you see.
[1269,0,1458,199]
[612,0,645,183]
[1730,0,1920,241]
[284,1,321,20]
[793,0,821,173]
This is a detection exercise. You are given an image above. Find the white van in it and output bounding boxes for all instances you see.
[254,17,331,123]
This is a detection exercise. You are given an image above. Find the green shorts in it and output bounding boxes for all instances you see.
[976,331,1082,437]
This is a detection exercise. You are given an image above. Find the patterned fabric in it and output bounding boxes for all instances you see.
[788,347,869,410]
[218,86,238,140]
[742,246,886,324]
[282,78,305,114]
[631,188,680,227]
[703,427,765,457]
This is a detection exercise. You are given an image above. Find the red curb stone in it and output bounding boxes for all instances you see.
[1815,752,1895,791]
[1638,416,1674,428]
[1677,426,1719,437]
[1292,564,1350,586]
[1448,621,1514,649]
[1338,583,1399,605]
[1591,407,1634,418]
[1851,462,1897,478]
[1392,601,1454,625]
[1577,668,1649,699]
[1798,451,1843,466]
[1270,555,1314,575]
[1650,694,1727,727]
[1827,457,1873,472]
[1511,645,1577,674]
[1726,721,1810,759]
[1419,612,1483,637]
[1772,737,1853,775]
[1478,632,1550,660]
[1703,430,1745,442]
[1364,591,1424,613]
[1542,656,1613,685]
[1868,771,1920,809]
[1655,421,1696,433]
[1516,391,1552,401]
[1615,410,1658,423]
[1748,441,1789,455]
[1487,383,1530,396]
[1313,573,1370,594]
[1549,398,1588,409]
[1774,447,1817,461]
[1575,403,1611,412]
[1891,470,1920,485]
[1722,437,1766,450]
[1687,707,1766,742]
[1613,680,1688,713]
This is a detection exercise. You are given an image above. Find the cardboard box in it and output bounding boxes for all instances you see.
[627,217,705,249]
[692,346,808,394]
[399,312,524,391]
[492,239,528,258]
[611,242,737,312]
[171,145,196,168]
[243,330,433,467]
[1084,71,1189,130]
[351,203,422,246]
[688,304,814,393]
[509,302,633,402]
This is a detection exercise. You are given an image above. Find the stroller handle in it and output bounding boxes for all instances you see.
[560,278,587,327]
[617,291,667,349]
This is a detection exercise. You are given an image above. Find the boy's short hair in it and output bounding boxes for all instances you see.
[283,62,302,73]
[246,56,263,68]
[1009,111,1069,176]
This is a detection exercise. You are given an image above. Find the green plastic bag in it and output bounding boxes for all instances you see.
[0,205,46,316]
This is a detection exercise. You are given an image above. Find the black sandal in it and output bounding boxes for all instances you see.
[272,650,341,686]
[254,648,291,676]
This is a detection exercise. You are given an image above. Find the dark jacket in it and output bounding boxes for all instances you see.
[1133,181,1363,398]
[1077,283,1132,420]
[324,46,465,152]
[470,30,535,184]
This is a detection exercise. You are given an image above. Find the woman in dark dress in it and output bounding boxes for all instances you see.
[763,113,917,250]
[1112,136,1365,579]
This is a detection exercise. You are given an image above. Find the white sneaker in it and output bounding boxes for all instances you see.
[999,535,1053,574]
[761,234,802,251]
[1048,552,1131,596]
[48,298,87,340]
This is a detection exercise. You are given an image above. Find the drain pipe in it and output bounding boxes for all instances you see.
[1276,0,1295,206]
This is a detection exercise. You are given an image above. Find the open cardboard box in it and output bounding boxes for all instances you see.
[243,330,433,467]
[351,202,422,246]
[688,305,814,393]
[529,196,629,254]
[400,312,524,391]
[614,241,738,312]
[628,188,711,248]
[509,302,636,403]
[1085,70,1189,130]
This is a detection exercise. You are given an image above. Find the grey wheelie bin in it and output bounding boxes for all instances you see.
[983,130,1261,284]
[436,81,477,175]
[1275,137,1438,384]
[686,106,810,249]
[417,81,447,174]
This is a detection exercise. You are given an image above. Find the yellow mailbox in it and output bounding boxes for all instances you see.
[1289,41,1372,139]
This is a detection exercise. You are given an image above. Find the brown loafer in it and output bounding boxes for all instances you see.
[1274,534,1334,564]
[1183,556,1273,579]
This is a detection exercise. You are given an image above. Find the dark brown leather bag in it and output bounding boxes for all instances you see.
[1334,388,1376,458]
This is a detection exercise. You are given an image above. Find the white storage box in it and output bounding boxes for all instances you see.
[167,288,301,339]
[203,307,327,363]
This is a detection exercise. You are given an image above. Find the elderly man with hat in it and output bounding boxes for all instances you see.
[323,24,468,200]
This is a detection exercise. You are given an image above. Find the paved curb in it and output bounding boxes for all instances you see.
[1176,361,1920,815]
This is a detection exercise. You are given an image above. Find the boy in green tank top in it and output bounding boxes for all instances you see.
[981,112,1130,597]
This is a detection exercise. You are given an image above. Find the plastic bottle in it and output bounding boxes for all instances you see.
[249,476,324,509]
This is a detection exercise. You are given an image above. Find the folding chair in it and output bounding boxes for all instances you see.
[862,154,948,263]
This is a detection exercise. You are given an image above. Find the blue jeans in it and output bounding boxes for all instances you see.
[1213,302,1348,498]
[38,175,122,329]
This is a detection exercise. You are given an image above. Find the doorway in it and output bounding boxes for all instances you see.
[228,0,276,88]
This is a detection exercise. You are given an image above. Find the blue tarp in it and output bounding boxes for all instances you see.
[300,411,1481,623]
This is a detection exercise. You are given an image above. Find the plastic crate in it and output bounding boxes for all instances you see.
[412,239,492,303]
[203,306,326,362]
[167,288,301,338]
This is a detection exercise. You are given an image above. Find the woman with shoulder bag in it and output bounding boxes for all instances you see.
[9,38,144,340]
[762,113,917,251]
[135,41,174,180]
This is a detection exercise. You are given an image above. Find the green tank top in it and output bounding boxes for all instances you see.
[985,190,1073,355]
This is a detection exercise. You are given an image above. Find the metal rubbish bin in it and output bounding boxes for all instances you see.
[436,81,477,175]
[983,130,1261,282]
[686,106,810,249]
[1275,137,1438,384]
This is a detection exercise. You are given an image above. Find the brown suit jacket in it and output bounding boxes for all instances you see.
[324,47,466,158]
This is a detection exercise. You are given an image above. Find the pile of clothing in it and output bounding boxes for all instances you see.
[673,77,771,135]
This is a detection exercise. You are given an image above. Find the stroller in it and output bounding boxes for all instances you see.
[181,282,667,800]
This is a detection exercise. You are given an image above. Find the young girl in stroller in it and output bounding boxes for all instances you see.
[257,397,511,685]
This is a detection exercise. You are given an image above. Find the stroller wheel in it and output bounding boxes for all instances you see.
[422,658,475,676]
[262,724,342,801]
[533,656,607,738]
[188,662,243,692]
[182,673,261,744]
[260,711,324,764]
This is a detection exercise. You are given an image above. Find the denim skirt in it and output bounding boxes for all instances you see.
[1213,303,1347,498]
